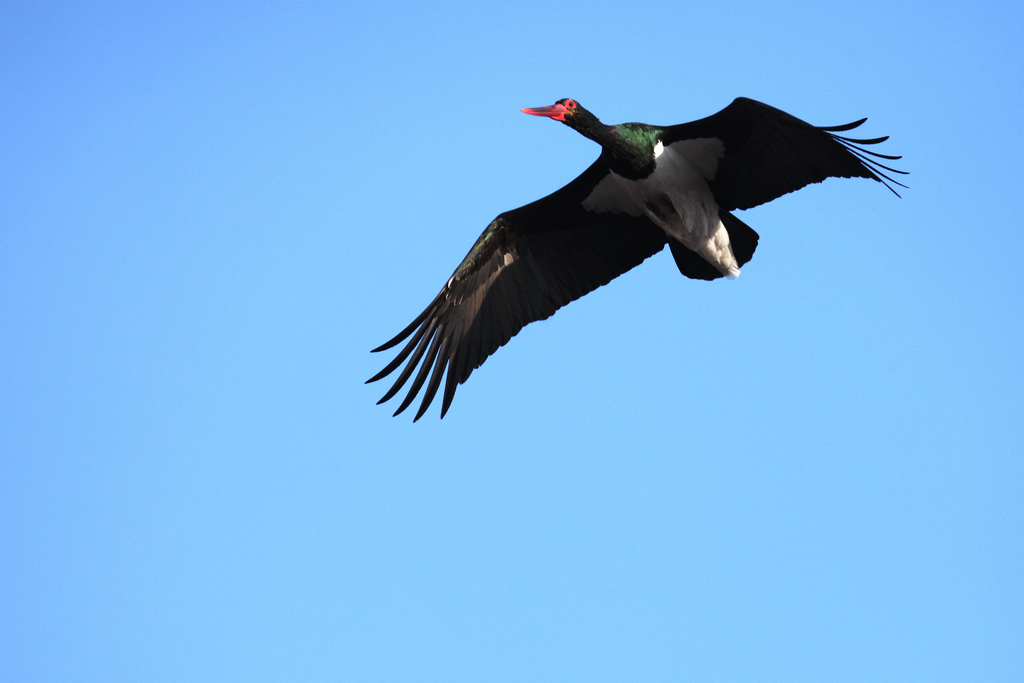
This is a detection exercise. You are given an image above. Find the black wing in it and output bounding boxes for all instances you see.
[663,97,906,211]
[368,157,667,420]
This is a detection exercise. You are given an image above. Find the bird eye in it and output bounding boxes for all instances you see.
[566,100,576,109]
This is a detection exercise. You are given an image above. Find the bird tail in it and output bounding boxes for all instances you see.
[668,211,760,281]
[722,210,759,268]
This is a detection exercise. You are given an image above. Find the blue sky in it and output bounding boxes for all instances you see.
[2,1,1021,681]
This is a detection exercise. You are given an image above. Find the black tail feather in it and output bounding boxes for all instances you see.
[668,211,760,281]
[722,211,759,267]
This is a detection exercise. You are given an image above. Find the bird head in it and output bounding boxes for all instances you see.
[521,98,608,144]
[521,98,581,123]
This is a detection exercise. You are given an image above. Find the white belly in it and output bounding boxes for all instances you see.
[582,139,740,278]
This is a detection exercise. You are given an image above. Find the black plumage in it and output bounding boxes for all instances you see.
[369,97,904,420]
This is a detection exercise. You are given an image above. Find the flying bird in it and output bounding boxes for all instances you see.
[368,97,905,420]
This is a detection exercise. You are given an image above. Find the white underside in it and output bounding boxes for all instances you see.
[582,138,739,277]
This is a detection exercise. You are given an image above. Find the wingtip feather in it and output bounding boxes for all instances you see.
[818,117,868,133]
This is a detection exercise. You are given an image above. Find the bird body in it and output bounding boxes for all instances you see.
[369,97,904,420]
[582,136,740,277]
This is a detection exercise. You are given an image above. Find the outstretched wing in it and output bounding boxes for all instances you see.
[368,158,667,420]
[663,97,906,211]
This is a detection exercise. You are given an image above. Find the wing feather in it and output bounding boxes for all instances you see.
[368,159,667,420]
[663,97,906,210]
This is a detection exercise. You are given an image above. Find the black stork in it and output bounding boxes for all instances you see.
[368,97,905,420]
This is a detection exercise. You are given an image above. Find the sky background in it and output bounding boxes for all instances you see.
[2,1,1022,681]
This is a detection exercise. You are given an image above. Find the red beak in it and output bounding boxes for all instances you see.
[521,103,568,122]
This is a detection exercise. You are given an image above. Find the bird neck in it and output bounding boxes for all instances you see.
[566,108,613,144]
[567,109,661,177]
[604,123,661,177]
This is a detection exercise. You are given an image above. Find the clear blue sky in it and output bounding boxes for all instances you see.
[2,1,1021,681]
